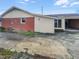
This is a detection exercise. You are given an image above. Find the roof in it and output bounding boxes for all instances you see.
[1,6,54,19]
[48,14,79,17]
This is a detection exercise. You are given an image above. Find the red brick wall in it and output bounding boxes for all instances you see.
[2,17,34,32]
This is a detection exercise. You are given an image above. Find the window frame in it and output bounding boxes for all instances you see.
[54,19,62,28]
[20,18,26,24]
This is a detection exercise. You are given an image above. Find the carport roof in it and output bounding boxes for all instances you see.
[48,14,79,19]
[48,14,79,17]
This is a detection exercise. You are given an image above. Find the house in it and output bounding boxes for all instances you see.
[0,7,54,33]
[49,14,79,31]
[1,6,79,34]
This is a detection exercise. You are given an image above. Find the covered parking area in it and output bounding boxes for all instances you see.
[65,15,79,30]
[49,14,79,31]
[65,19,79,29]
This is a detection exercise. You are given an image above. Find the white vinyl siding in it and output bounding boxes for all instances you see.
[35,17,54,33]
[3,9,33,18]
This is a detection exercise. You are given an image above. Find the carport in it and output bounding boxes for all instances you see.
[49,14,79,31]
[65,19,79,29]
[65,15,79,30]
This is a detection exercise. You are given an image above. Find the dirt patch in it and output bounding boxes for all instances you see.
[16,37,72,59]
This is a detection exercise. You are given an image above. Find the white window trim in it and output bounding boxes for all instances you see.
[55,19,62,28]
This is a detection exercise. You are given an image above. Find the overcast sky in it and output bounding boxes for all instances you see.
[0,0,79,15]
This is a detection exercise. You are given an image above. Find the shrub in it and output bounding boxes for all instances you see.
[0,27,5,32]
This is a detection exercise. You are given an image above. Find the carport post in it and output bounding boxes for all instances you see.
[62,18,65,30]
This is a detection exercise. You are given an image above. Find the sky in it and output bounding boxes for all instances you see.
[0,0,79,15]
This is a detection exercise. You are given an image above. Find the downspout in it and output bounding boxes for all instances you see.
[0,17,2,27]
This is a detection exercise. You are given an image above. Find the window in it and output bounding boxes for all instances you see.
[0,18,2,21]
[54,19,61,28]
[20,18,26,24]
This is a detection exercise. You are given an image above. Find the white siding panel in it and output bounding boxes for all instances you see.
[3,9,33,18]
[35,17,54,33]
[62,18,65,30]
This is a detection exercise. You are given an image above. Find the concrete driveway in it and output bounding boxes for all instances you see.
[54,32,79,59]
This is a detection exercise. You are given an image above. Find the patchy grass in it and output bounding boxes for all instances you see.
[18,31,36,37]
[0,48,17,59]
[18,31,51,37]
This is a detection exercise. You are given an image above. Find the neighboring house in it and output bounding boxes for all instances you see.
[1,7,54,33]
[49,14,79,31]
